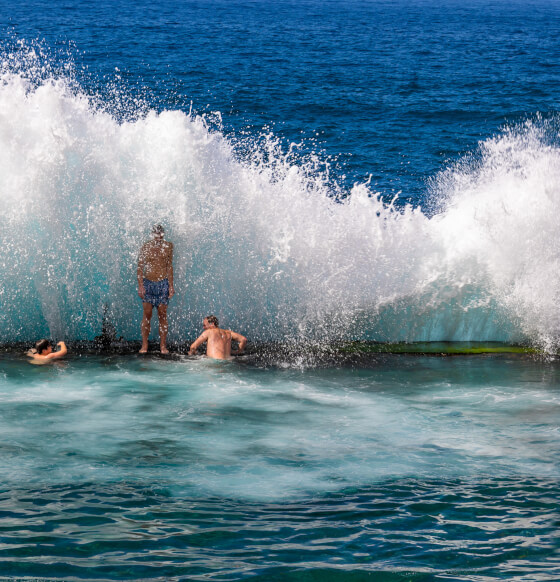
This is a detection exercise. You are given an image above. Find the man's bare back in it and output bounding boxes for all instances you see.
[189,316,247,360]
[204,328,234,359]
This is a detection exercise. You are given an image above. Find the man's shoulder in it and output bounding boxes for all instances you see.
[208,328,226,337]
[152,240,173,253]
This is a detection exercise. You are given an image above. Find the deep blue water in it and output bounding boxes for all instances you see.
[1,0,560,580]
[3,0,560,205]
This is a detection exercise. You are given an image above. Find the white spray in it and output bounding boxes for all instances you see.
[1,50,559,348]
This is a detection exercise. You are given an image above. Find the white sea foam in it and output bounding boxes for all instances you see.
[0,356,557,499]
[1,49,560,348]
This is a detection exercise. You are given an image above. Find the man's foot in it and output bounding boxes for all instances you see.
[139,346,148,354]
[160,347,169,355]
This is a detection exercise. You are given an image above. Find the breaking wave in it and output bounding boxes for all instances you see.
[2,43,560,349]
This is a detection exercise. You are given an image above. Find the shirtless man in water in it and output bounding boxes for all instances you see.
[138,224,175,354]
[188,316,247,360]
[27,340,67,364]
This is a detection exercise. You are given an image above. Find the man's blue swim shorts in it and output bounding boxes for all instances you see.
[142,278,170,306]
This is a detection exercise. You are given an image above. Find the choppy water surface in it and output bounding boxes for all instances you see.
[0,354,558,580]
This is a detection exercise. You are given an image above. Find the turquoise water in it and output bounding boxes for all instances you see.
[1,0,560,578]
[0,354,558,579]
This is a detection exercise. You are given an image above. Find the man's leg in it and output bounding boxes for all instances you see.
[157,304,169,354]
[140,302,153,353]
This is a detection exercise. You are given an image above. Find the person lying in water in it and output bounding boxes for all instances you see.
[188,316,247,360]
[27,340,68,363]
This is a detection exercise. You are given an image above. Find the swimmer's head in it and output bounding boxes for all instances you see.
[152,224,164,239]
[35,339,52,355]
[204,315,219,329]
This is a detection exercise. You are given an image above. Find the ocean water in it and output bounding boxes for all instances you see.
[1,0,560,579]
[0,353,558,580]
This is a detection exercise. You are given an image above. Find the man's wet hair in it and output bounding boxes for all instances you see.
[152,224,164,234]
[35,339,51,354]
[206,315,219,327]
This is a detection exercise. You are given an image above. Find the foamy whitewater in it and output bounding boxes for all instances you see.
[2,52,560,349]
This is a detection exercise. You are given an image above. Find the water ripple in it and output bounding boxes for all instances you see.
[0,477,557,580]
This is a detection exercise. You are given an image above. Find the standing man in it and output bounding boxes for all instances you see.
[138,224,174,354]
[189,315,247,360]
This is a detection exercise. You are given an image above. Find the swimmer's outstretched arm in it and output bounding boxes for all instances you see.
[46,342,67,360]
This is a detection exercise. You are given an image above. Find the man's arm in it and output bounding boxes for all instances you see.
[46,342,67,360]
[167,243,174,299]
[230,332,247,355]
[188,331,208,355]
[137,246,146,299]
